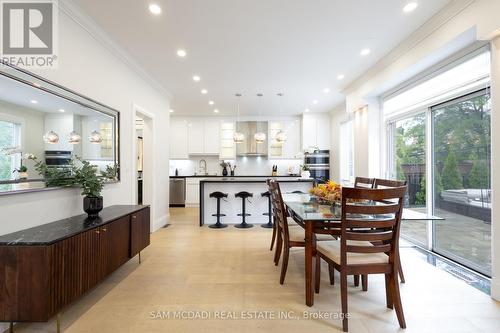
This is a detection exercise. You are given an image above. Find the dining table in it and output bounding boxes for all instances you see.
[282,193,444,307]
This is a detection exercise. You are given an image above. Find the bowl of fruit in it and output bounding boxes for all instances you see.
[309,180,342,204]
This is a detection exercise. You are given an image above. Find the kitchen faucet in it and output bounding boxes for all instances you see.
[199,159,207,175]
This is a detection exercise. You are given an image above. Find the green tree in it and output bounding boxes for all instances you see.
[468,160,489,188]
[441,151,463,190]
[415,176,426,205]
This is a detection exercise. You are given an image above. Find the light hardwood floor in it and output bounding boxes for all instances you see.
[13,207,500,333]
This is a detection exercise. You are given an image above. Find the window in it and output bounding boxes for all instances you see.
[383,47,491,276]
[0,120,22,180]
[339,120,353,183]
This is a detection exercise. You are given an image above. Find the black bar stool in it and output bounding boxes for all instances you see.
[261,191,273,228]
[235,191,253,229]
[209,191,228,229]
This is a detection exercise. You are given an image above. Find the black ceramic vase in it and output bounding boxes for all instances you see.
[222,167,228,176]
[83,196,103,218]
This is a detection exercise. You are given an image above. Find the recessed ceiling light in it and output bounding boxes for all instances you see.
[305,108,310,112]
[403,2,418,13]
[214,109,219,113]
[360,48,371,56]
[313,100,318,104]
[337,74,345,80]
[208,101,214,105]
[169,109,174,113]
[30,100,38,104]
[149,3,162,15]
[323,88,330,94]
[58,109,65,113]
[201,89,208,94]
[193,75,201,82]
[176,49,187,57]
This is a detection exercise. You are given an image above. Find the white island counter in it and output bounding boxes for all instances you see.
[199,177,314,227]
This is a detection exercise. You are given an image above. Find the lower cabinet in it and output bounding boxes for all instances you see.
[0,206,150,323]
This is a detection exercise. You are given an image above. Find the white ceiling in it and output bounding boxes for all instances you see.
[0,75,111,119]
[73,0,451,116]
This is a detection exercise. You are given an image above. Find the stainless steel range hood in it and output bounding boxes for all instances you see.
[235,121,268,156]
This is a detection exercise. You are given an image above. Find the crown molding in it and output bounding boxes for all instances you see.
[342,0,477,96]
[59,0,173,100]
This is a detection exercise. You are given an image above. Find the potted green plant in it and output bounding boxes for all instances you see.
[300,164,311,179]
[74,159,105,218]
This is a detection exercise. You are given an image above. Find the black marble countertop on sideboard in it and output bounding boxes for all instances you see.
[170,175,300,178]
[0,205,149,246]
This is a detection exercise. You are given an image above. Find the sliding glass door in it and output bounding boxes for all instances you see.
[391,113,428,247]
[432,90,491,276]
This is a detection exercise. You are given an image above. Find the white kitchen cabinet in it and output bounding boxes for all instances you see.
[302,114,330,150]
[169,118,188,159]
[187,119,204,154]
[203,119,220,154]
[220,121,236,159]
[268,120,301,159]
[185,178,201,206]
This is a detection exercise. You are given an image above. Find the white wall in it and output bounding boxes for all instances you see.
[170,156,302,177]
[0,4,170,235]
[330,0,500,299]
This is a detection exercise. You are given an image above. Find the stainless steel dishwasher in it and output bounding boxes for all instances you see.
[169,177,186,207]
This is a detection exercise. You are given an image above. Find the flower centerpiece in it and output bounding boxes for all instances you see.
[309,180,342,203]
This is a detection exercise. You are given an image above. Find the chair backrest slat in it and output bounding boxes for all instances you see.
[344,202,400,215]
[346,218,397,229]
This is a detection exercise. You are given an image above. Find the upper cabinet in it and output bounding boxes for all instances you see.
[268,120,301,159]
[169,118,188,159]
[302,113,330,150]
[187,118,220,155]
[220,121,236,159]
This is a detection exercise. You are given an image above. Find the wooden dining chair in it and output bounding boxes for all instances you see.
[314,186,407,332]
[354,177,375,189]
[374,178,408,284]
[268,179,333,285]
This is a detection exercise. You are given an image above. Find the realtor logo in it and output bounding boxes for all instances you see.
[0,0,58,68]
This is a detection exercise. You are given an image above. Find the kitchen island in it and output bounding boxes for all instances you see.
[199,177,314,226]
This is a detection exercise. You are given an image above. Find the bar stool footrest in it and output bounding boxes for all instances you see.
[237,213,251,217]
[211,214,226,217]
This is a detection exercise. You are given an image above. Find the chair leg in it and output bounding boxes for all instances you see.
[341,272,348,332]
[328,264,335,285]
[279,245,290,285]
[353,275,360,287]
[274,228,282,266]
[391,268,406,329]
[361,275,368,291]
[270,220,277,251]
[398,255,406,283]
[384,273,393,309]
[315,254,321,293]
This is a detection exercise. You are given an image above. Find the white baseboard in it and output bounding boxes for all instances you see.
[491,277,500,301]
[152,213,169,232]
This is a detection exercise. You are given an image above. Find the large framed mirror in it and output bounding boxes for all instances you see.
[0,62,120,195]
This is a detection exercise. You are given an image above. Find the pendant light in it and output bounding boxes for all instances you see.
[89,130,103,144]
[68,131,82,144]
[43,130,59,144]
[233,93,245,143]
[254,93,266,143]
[275,93,287,143]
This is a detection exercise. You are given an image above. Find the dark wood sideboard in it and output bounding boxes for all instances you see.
[0,205,150,326]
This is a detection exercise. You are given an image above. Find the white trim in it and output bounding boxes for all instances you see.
[59,0,172,100]
[132,103,156,232]
[153,213,169,232]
